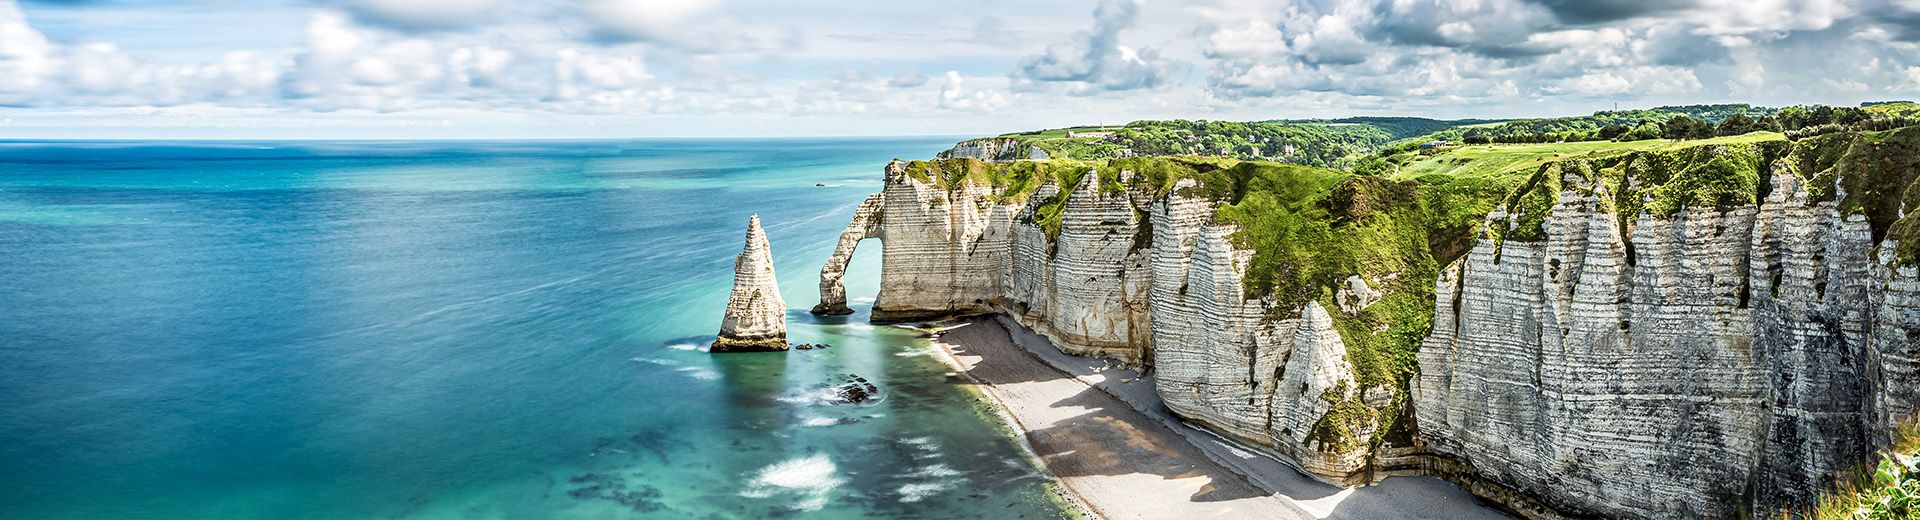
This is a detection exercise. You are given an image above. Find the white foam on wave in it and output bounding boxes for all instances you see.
[908,463,961,478]
[740,455,845,511]
[896,480,960,503]
[900,436,936,449]
[629,357,680,366]
[801,416,842,427]
[675,366,719,380]
[777,387,840,406]
[666,343,703,351]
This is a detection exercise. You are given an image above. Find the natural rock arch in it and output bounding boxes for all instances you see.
[811,193,883,315]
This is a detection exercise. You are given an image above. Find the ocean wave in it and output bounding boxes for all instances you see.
[900,436,936,448]
[629,357,680,366]
[908,463,961,479]
[776,387,839,406]
[896,481,957,503]
[666,343,703,351]
[740,455,845,511]
[675,366,719,380]
[801,416,850,427]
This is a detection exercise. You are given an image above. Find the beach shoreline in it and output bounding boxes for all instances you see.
[926,315,1511,520]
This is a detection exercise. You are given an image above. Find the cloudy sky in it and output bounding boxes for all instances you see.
[3,0,1919,138]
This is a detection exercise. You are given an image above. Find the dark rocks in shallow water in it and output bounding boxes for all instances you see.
[830,374,882,405]
[794,343,814,350]
[566,473,667,513]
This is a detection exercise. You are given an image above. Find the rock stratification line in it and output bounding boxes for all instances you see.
[818,132,1920,519]
[712,215,788,353]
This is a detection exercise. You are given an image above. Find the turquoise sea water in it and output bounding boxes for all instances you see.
[0,139,1074,519]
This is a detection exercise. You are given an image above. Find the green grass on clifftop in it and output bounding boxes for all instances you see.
[1782,126,1920,266]
[898,128,1920,453]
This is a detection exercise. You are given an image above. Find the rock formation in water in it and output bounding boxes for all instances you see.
[713,215,789,353]
[812,193,883,315]
[819,129,1920,518]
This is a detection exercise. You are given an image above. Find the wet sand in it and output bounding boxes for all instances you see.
[929,316,1512,520]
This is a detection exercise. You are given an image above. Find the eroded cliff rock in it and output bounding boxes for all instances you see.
[1415,134,1920,518]
[817,130,1920,518]
[938,137,1048,162]
[713,215,788,353]
[815,158,1384,481]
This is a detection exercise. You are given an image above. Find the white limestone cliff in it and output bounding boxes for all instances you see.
[712,215,788,353]
[937,137,1049,162]
[813,163,1374,483]
[1414,165,1920,519]
[814,136,1920,518]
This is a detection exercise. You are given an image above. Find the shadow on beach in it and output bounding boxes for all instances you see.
[932,316,1514,520]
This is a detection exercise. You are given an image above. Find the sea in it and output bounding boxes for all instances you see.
[0,139,1077,519]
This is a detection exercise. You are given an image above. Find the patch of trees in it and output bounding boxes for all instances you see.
[1113,120,1397,168]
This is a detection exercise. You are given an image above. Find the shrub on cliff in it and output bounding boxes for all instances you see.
[1812,417,1919,520]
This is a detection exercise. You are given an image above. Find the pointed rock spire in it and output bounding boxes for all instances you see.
[712,215,789,353]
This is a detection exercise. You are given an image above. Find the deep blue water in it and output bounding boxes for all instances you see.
[0,139,1074,519]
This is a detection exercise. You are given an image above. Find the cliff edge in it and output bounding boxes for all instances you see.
[816,128,1920,518]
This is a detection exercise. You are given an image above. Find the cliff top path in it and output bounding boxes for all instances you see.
[930,316,1512,520]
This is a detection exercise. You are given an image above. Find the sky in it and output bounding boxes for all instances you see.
[2,0,1920,138]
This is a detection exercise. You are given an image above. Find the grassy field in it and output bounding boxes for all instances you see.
[996,126,1120,139]
[1390,131,1787,181]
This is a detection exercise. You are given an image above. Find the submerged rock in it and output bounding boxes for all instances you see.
[712,215,789,353]
[829,374,881,405]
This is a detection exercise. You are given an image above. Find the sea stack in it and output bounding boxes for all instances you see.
[711,215,789,353]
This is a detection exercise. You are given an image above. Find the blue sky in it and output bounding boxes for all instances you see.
[2,0,1919,138]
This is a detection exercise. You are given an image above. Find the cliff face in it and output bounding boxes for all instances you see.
[1002,173,1154,363]
[937,137,1049,162]
[817,130,1920,518]
[814,159,1378,480]
[1415,135,1920,518]
[713,215,789,352]
[1146,181,1379,483]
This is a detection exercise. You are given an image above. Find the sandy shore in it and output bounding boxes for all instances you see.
[929,316,1512,520]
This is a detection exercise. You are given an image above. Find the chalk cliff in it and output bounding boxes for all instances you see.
[814,158,1384,481]
[938,137,1049,162]
[1415,135,1920,518]
[713,215,789,353]
[817,129,1920,518]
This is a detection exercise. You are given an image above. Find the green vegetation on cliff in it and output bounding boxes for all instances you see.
[904,125,1920,454]
[1781,126,1920,266]
[980,117,1476,168]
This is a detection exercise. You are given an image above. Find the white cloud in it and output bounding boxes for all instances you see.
[938,70,1006,110]
[336,0,507,31]
[1551,66,1703,96]
[889,68,929,88]
[1012,0,1177,93]
[1690,0,1853,41]
[0,0,62,101]
[5,0,1920,138]
[581,0,722,43]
